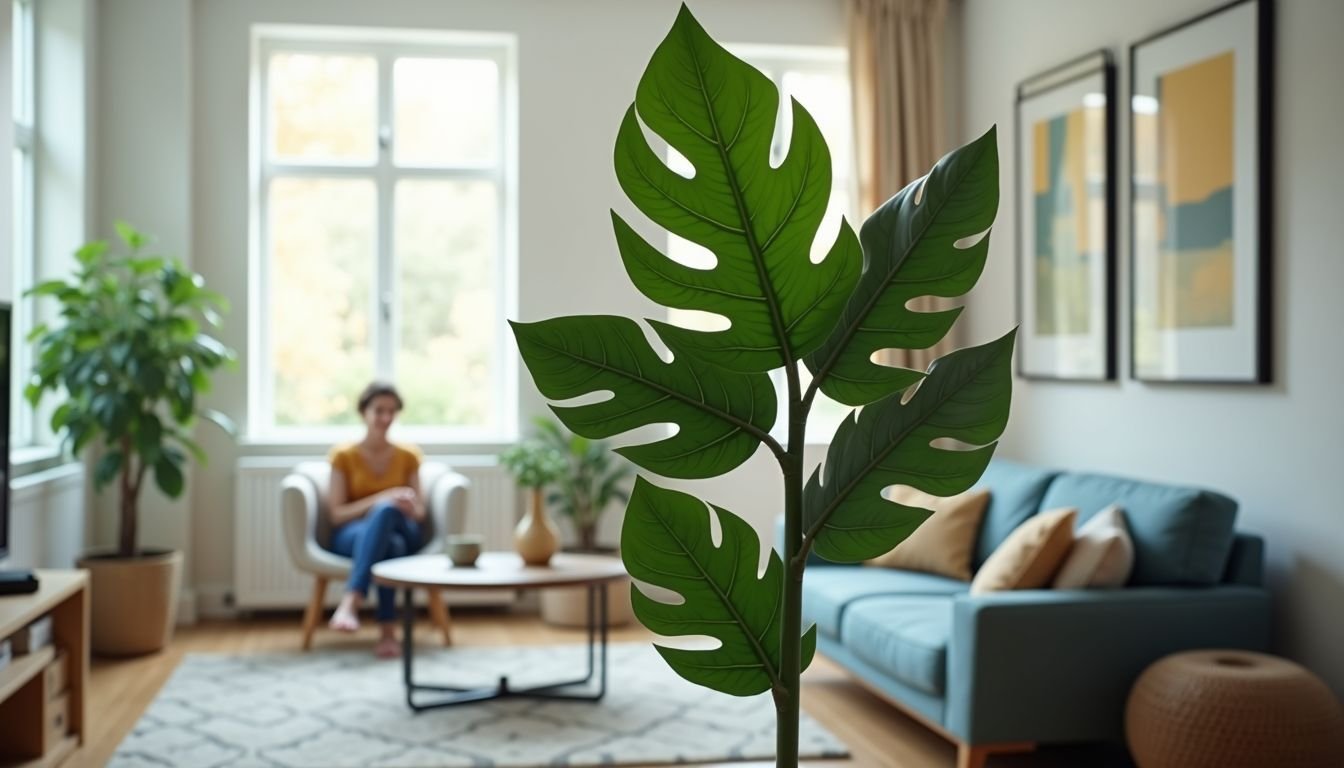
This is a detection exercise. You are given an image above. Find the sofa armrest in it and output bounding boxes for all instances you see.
[418,470,470,555]
[946,586,1271,745]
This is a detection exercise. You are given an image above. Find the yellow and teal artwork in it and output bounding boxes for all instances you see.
[1032,107,1104,337]
[1155,51,1235,329]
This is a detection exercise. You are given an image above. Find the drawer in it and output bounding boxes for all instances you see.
[43,651,69,700]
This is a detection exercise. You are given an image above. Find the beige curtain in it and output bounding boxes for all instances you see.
[848,0,950,372]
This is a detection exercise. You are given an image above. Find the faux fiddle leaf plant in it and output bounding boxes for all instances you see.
[25,222,236,559]
[510,6,1012,765]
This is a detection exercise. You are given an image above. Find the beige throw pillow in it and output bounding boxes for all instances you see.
[866,488,991,581]
[970,507,1077,595]
[1052,504,1135,589]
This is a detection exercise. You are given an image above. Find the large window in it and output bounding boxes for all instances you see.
[666,46,855,443]
[251,30,516,440]
[10,0,35,448]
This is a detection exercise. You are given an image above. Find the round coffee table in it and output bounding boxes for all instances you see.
[372,551,628,712]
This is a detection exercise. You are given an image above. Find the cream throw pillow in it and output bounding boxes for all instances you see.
[866,488,991,581]
[1052,504,1135,589]
[970,507,1077,595]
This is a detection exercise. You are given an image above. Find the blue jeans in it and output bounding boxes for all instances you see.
[330,502,422,623]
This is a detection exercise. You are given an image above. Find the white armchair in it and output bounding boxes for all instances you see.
[280,460,470,650]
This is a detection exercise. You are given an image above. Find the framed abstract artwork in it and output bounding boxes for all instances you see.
[1130,0,1273,383]
[1015,50,1116,380]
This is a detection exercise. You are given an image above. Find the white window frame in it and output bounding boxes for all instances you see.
[10,0,36,449]
[247,26,519,444]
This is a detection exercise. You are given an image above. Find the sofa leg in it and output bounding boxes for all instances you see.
[426,587,453,646]
[301,576,327,651]
[956,741,1035,768]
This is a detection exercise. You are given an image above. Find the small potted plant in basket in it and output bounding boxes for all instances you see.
[499,437,567,566]
[529,418,634,625]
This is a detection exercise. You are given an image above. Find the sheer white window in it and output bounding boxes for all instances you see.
[251,30,516,440]
[666,47,855,443]
[10,0,35,448]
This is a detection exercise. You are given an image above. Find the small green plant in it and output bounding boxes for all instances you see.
[510,7,1012,765]
[533,417,633,551]
[25,222,235,558]
[499,439,567,489]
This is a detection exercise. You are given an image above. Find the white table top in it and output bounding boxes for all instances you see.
[372,552,628,590]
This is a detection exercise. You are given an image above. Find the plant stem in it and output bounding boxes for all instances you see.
[776,363,806,767]
[118,436,137,558]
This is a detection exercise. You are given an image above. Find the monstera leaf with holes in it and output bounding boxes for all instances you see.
[510,6,1012,765]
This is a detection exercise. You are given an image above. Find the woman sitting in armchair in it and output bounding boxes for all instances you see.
[326,381,424,658]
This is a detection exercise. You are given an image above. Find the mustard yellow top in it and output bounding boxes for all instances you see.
[328,442,422,502]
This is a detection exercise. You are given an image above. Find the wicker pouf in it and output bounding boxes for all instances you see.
[1126,650,1344,768]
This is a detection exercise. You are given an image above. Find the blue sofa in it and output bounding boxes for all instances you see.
[794,460,1271,768]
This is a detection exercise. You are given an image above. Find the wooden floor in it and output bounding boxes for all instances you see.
[74,610,1132,767]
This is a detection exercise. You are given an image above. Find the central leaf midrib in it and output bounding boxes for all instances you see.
[535,334,769,446]
[808,142,991,398]
[805,343,1003,541]
[645,500,782,689]
[683,27,794,369]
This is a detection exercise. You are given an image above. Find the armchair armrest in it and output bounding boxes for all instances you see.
[280,473,352,578]
[946,586,1271,745]
[418,470,470,555]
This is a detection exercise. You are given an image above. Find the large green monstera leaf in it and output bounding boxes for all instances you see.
[612,9,861,373]
[510,3,1013,716]
[803,330,1016,562]
[510,316,776,479]
[805,127,1000,407]
[621,478,817,696]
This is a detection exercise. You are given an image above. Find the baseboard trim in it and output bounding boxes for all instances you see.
[176,587,198,626]
[196,582,238,620]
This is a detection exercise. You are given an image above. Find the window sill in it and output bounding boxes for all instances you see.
[11,445,67,479]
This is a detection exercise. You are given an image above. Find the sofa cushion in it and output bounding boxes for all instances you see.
[970,507,1076,595]
[867,488,990,580]
[802,567,967,639]
[841,595,952,696]
[972,460,1061,569]
[1053,504,1135,589]
[1040,473,1237,586]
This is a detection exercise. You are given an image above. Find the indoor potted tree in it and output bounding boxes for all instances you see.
[530,417,634,625]
[26,222,234,656]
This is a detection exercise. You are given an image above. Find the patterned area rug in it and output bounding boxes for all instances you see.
[112,642,848,767]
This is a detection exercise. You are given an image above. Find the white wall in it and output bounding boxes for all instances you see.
[959,0,1344,696]
[91,0,847,611]
[94,0,196,619]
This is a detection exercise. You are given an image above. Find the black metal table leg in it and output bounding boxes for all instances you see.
[400,584,611,712]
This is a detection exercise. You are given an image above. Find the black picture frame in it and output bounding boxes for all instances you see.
[1014,50,1117,381]
[1128,0,1273,384]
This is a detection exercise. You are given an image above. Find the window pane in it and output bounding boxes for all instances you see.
[269,178,376,426]
[394,58,499,166]
[783,69,853,178]
[269,52,376,163]
[394,179,498,428]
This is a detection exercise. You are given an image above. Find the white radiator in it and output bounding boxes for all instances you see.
[3,463,86,570]
[233,455,519,609]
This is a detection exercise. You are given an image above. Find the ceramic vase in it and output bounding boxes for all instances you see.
[515,487,559,566]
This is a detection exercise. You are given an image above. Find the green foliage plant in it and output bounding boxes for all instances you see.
[25,222,235,559]
[510,7,1013,764]
[499,439,567,490]
[532,417,634,551]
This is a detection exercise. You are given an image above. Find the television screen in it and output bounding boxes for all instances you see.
[0,302,9,561]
